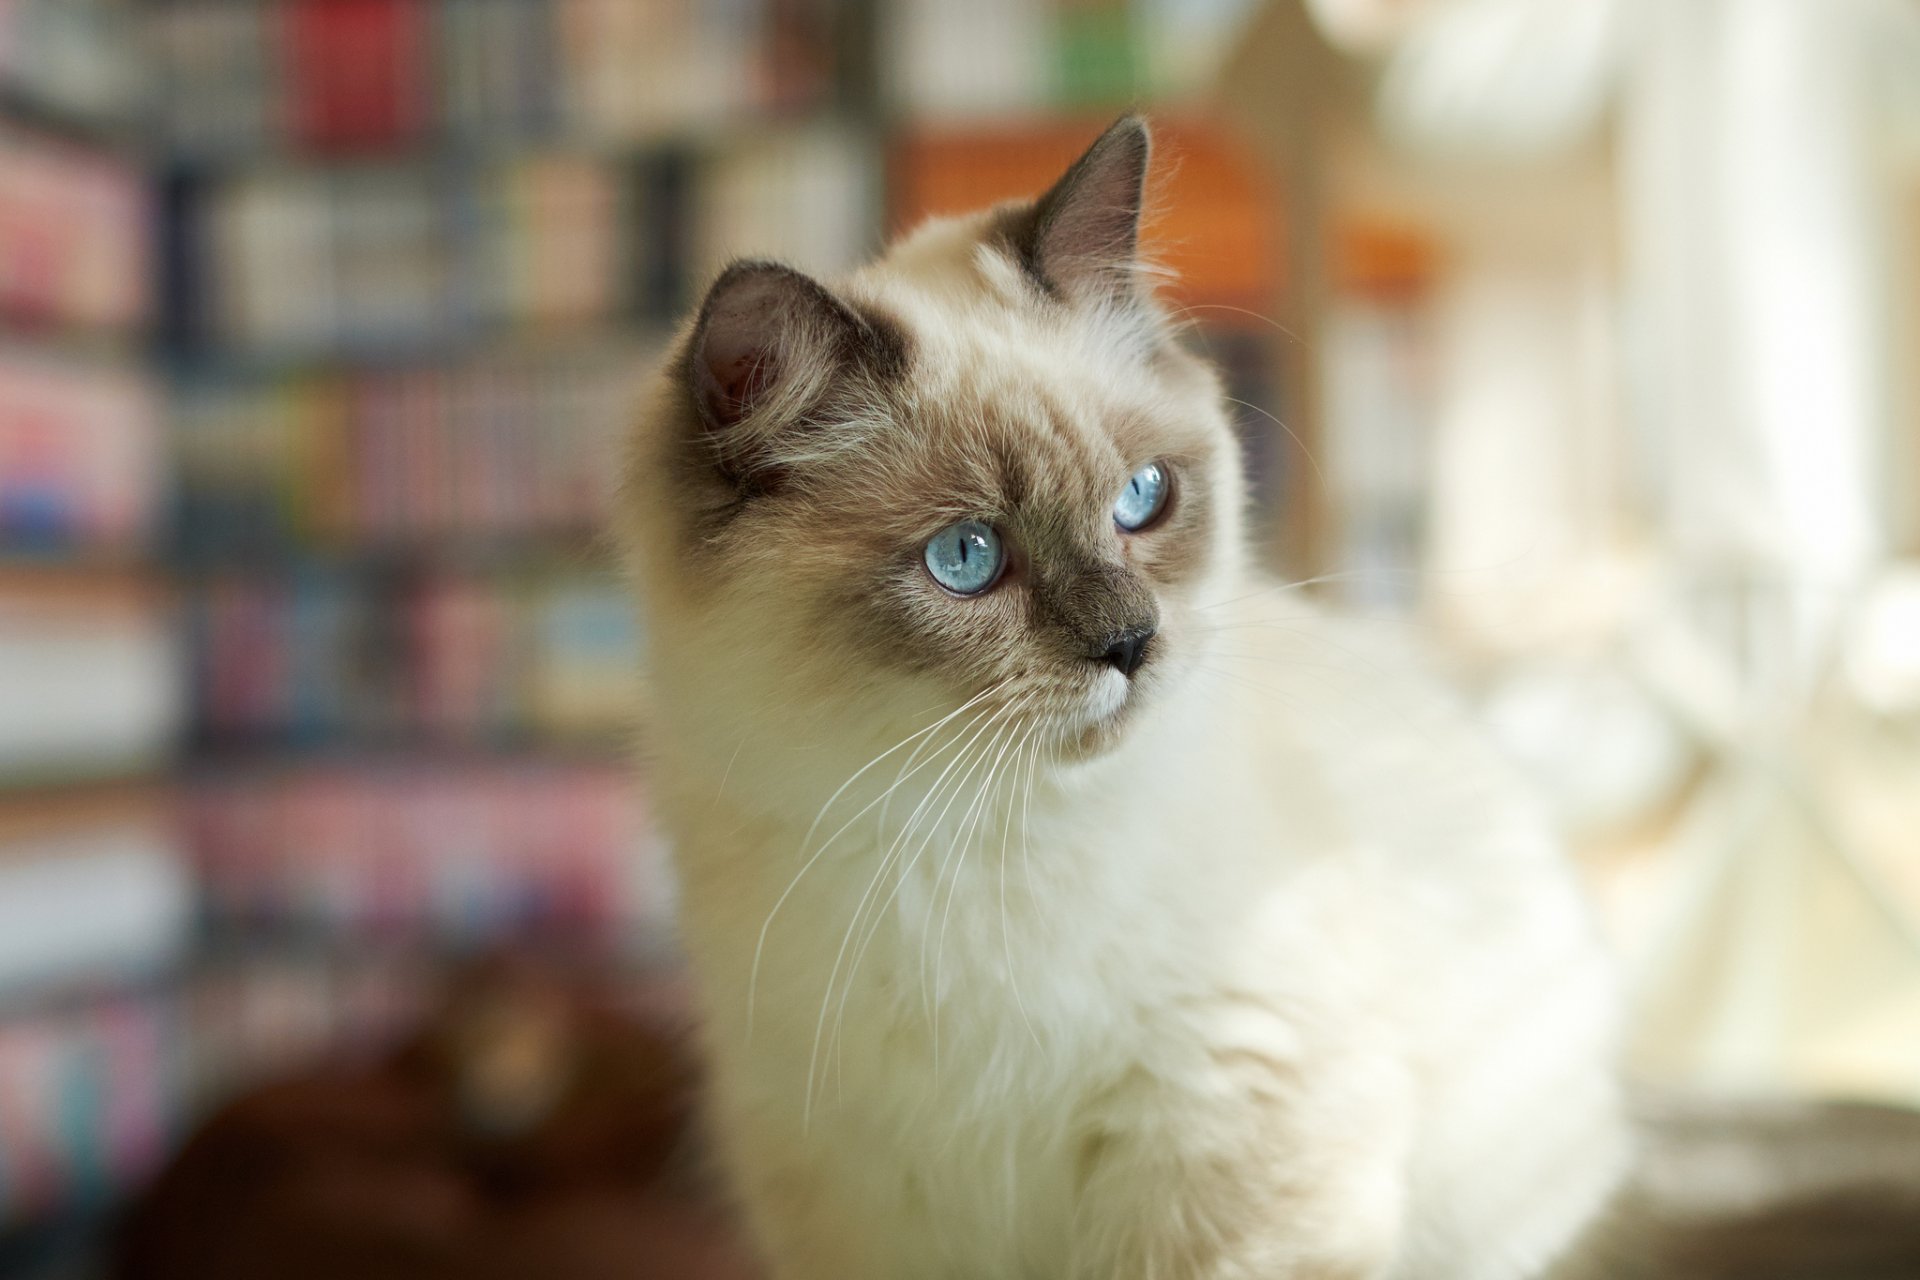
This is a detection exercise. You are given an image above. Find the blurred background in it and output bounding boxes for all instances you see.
[0,0,1917,1274]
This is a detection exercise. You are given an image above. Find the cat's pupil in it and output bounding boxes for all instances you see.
[924,520,1002,595]
[1114,462,1169,531]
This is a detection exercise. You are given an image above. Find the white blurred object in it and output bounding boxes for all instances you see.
[694,123,878,280]
[0,826,192,999]
[1287,0,1920,1102]
[1844,567,1920,718]
[1481,656,1696,838]
[1303,0,1431,51]
[1624,0,1905,614]
[0,592,183,782]
[1374,0,1623,156]
[879,0,1050,119]
[1138,0,1268,98]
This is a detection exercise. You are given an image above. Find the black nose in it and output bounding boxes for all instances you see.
[1096,627,1154,677]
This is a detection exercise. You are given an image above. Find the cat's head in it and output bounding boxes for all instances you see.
[623,118,1244,787]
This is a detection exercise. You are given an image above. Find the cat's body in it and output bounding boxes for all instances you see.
[652,597,1629,1280]
[620,120,1631,1278]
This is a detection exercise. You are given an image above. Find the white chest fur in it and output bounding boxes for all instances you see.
[657,611,1631,1280]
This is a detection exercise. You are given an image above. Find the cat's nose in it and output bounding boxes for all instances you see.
[1096,626,1155,677]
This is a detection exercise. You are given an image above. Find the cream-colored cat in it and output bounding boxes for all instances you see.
[618,118,1633,1279]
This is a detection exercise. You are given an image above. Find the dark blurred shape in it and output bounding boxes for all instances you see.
[115,956,757,1280]
[1531,1093,1920,1280]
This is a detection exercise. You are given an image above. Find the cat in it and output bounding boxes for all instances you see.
[618,115,1636,1279]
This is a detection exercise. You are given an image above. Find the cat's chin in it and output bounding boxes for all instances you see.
[1055,668,1146,761]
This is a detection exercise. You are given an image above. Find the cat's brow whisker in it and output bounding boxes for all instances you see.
[1193,577,1327,614]
[1168,300,1304,344]
[1220,394,1330,502]
[712,733,750,806]
[1194,550,1556,615]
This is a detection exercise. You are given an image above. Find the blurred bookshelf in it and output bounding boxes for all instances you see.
[148,0,859,1169]
[0,0,186,1261]
[0,0,1449,1258]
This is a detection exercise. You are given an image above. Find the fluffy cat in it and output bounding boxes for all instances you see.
[617,117,1634,1279]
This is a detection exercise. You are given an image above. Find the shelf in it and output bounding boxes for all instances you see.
[154,107,864,175]
[0,780,171,852]
[0,561,171,609]
[161,319,665,380]
[170,534,616,576]
[0,323,153,365]
[0,85,142,155]
[182,738,629,773]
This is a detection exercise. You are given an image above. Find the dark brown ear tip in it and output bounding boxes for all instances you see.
[1107,114,1150,144]
[697,259,803,319]
[1096,115,1151,164]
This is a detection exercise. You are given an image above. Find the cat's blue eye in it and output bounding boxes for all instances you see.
[924,520,1004,595]
[1113,462,1170,531]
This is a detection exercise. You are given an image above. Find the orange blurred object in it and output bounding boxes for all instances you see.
[891,117,1437,308]
[891,116,1283,311]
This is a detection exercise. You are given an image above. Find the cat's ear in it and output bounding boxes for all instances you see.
[684,261,904,477]
[1010,116,1151,304]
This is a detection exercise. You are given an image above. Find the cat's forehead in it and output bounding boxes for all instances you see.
[827,211,1224,514]
[878,341,1169,508]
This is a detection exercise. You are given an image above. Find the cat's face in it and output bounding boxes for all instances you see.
[624,119,1244,777]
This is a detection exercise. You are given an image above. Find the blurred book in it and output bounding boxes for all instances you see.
[470,154,629,329]
[171,346,644,556]
[694,121,877,280]
[0,123,150,333]
[436,0,557,141]
[329,165,452,346]
[187,762,659,945]
[151,2,275,157]
[878,0,1052,122]
[186,155,655,355]
[180,947,432,1102]
[283,0,431,154]
[186,569,643,750]
[204,168,339,353]
[149,0,842,158]
[0,995,177,1229]
[0,0,144,129]
[555,0,762,143]
[0,345,162,558]
[0,572,183,785]
[0,793,192,1002]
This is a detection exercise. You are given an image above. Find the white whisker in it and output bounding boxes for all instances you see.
[805,694,1024,1125]
[747,679,1010,1040]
